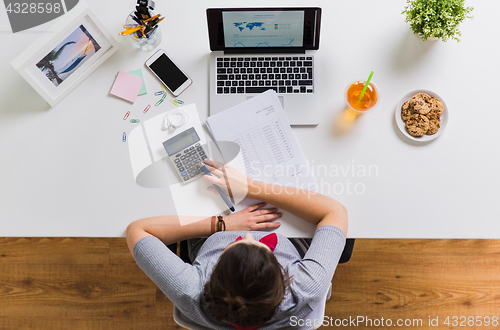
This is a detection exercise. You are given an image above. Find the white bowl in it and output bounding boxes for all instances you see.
[395,89,448,142]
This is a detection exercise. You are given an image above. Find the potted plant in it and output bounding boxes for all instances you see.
[402,0,473,42]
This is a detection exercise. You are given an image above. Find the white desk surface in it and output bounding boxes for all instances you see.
[1,0,498,238]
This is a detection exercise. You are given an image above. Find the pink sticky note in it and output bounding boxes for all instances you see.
[110,70,144,103]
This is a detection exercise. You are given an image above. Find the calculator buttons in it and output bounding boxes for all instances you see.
[169,143,209,184]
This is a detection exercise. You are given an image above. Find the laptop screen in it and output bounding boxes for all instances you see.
[207,8,321,53]
[222,10,304,48]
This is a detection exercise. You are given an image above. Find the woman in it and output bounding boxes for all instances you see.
[126,160,347,329]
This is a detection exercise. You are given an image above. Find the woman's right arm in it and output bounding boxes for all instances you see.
[248,180,348,234]
[202,160,348,236]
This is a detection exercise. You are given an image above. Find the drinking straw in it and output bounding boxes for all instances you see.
[355,71,374,108]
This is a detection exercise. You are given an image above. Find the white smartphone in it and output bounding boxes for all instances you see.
[145,49,192,97]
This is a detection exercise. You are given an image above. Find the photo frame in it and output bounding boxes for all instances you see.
[11,0,120,106]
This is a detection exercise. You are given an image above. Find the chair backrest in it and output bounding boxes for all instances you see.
[173,307,212,330]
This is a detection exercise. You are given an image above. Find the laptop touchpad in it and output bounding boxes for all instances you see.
[247,95,284,109]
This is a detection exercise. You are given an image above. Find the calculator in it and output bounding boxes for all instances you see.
[162,127,208,184]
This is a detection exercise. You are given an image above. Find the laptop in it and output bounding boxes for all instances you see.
[207,7,322,125]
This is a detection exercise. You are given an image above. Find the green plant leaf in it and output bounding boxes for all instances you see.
[402,0,473,42]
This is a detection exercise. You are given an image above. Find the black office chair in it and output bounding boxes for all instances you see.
[168,238,355,264]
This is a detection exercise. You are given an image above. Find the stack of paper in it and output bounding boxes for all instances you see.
[206,90,317,237]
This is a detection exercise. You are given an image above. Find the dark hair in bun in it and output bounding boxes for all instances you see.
[203,243,290,327]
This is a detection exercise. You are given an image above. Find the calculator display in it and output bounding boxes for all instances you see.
[167,134,197,154]
[163,127,200,156]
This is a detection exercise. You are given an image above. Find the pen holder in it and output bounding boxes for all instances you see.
[126,11,162,51]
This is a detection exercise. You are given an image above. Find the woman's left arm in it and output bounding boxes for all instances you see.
[126,202,281,255]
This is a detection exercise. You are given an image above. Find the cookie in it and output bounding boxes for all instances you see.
[425,112,439,120]
[413,92,431,103]
[401,101,412,121]
[405,114,430,137]
[409,95,419,107]
[402,100,410,111]
[426,117,441,135]
[411,96,431,115]
[428,97,444,117]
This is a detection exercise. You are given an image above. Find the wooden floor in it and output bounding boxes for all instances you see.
[0,238,499,330]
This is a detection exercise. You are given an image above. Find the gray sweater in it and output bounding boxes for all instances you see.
[133,225,345,329]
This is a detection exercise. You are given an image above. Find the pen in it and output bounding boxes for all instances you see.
[130,15,142,25]
[200,163,235,212]
[148,18,159,27]
[150,25,159,35]
[144,24,153,34]
[134,11,144,22]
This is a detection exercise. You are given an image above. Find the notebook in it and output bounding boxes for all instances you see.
[206,90,317,237]
[207,7,322,126]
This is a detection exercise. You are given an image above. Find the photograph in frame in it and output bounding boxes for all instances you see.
[10,0,119,106]
[36,24,102,87]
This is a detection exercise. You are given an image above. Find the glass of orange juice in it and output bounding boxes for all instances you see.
[345,80,379,114]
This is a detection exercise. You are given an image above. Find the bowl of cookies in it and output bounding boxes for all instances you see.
[395,90,448,142]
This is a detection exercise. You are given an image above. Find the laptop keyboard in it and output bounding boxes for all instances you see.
[216,56,314,94]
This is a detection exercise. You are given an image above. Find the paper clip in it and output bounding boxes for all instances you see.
[154,91,164,96]
[174,99,184,104]
[143,104,151,113]
[170,99,180,106]
[155,93,166,106]
[160,84,168,93]
[130,119,140,123]
[122,132,127,142]
[123,111,130,120]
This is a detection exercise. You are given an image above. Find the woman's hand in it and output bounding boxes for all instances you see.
[201,159,253,201]
[224,202,281,231]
